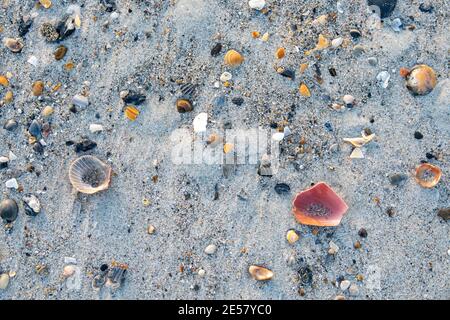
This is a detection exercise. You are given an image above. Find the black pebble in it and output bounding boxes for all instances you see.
[367,0,397,18]
[75,139,97,153]
[210,43,223,57]
[328,67,337,77]
[419,3,433,12]
[18,18,33,37]
[33,142,44,154]
[350,29,362,38]
[123,91,146,105]
[69,105,77,113]
[231,97,244,106]
[358,228,368,238]
[414,131,424,139]
[278,68,295,80]
[274,183,291,195]
[324,122,333,132]
[425,152,434,159]
[389,173,407,186]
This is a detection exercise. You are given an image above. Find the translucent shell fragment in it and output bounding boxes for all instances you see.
[69,156,112,194]
[405,65,437,95]
[292,182,349,227]
[224,50,244,67]
[415,163,442,188]
[248,266,273,281]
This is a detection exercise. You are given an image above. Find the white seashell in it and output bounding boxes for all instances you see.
[193,112,208,133]
[272,132,285,142]
[343,134,375,148]
[89,124,104,133]
[27,55,39,67]
[5,178,18,189]
[332,37,343,48]
[72,94,89,108]
[248,0,266,10]
[8,151,17,161]
[220,72,232,82]
[350,147,364,159]
[69,156,111,194]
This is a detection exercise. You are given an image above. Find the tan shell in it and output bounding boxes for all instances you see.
[3,38,24,53]
[405,65,437,95]
[224,50,244,67]
[415,163,442,188]
[249,265,273,281]
[69,156,112,194]
[32,81,45,96]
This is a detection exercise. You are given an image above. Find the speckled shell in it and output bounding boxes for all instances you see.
[69,156,111,194]
[224,50,244,67]
[405,65,437,95]
[415,163,442,188]
[292,182,348,227]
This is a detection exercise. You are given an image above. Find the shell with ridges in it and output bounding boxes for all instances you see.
[224,50,244,67]
[415,163,442,188]
[69,156,111,194]
[405,65,437,95]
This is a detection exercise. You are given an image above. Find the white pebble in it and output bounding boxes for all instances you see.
[110,12,120,21]
[272,132,285,142]
[329,241,340,253]
[8,151,17,161]
[72,94,89,108]
[0,273,9,290]
[5,178,18,189]
[198,269,206,277]
[331,37,343,48]
[64,257,77,265]
[220,72,232,82]
[343,94,355,106]
[248,0,266,10]
[204,244,217,255]
[27,55,39,67]
[193,113,208,133]
[340,280,351,291]
[89,124,104,133]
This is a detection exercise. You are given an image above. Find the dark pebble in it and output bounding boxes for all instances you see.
[367,0,397,18]
[277,68,295,80]
[274,183,291,195]
[210,43,223,57]
[414,131,423,139]
[419,3,433,12]
[18,18,33,38]
[358,228,368,238]
[69,105,77,113]
[100,0,117,12]
[3,119,18,131]
[298,266,313,286]
[231,97,244,106]
[28,120,42,139]
[75,139,97,153]
[425,152,434,159]
[389,173,407,186]
[0,157,8,170]
[33,142,44,154]
[386,207,396,217]
[100,264,109,272]
[329,67,337,77]
[349,29,362,38]
[123,91,146,105]
[0,199,19,223]
[324,122,333,132]
[437,208,450,221]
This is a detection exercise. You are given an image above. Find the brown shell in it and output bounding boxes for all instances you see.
[32,81,45,96]
[224,50,244,67]
[275,47,285,59]
[54,45,68,60]
[248,265,273,281]
[405,65,437,95]
[176,99,193,113]
[415,163,442,188]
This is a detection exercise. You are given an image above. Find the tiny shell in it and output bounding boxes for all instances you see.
[224,50,244,67]
[405,65,437,95]
[0,75,9,87]
[415,163,442,188]
[299,83,311,97]
[275,47,285,59]
[4,38,24,53]
[63,265,76,278]
[249,265,273,281]
[261,32,270,42]
[124,106,139,120]
[193,112,208,132]
[69,156,112,194]
[286,230,300,244]
[32,81,45,96]
[176,99,193,113]
[223,143,234,154]
[292,182,349,227]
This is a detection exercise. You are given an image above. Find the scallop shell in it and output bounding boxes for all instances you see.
[405,64,437,95]
[224,50,244,67]
[248,265,273,281]
[292,182,349,227]
[415,163,442,188]
[69,156,112,194]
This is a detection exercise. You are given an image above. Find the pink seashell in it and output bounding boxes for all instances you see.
[292,182,349,227]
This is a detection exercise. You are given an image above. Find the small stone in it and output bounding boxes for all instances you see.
[334,295,346,300]
[3,38,24,53]
[350,29,361,38]
[368,0,397,18]
[231,97,244,106]
[391,18,403,32]
[353,45,365,56]
[42,106,54,117]
[340,280,351,291]
[0,157,8,169]
[437,208,450,221]
[72,94,89,108]
[389,173,407,186]
[0,273,10,290]
[329,241,340,255]
[419,3,433,13]
[368,57,378,66]
[354,240,362,249]
[277,67,295,80]
[272,132,285,141]
[343,95,355,106]
[274,183,290,195]
[198,269,206,277]
[54,45,68,60]
[89,124,104,133]
[32,81,45,96]
[331,37,343,48]
[63,265,76,278]
[28,120,42,139]
[376,71,391,88]
[40,23,59,42]
[74,139,97,153]
[220,72,232,83]
[5,178,19,189]
[3,119,18,131]
[349,283,359,295]
[414,131,424,140]
[248,0,266,10]
[23,194,41,216]
[204,244,217,255]
[0,199,19,222]
[147,225,156,234]
[122,91,146,105]
[210,43,223,57]
[358,228,368,238]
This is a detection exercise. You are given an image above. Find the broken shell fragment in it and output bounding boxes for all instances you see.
[343,132,375,148]
[4,38,24,53]
[415,163,442,188]
[124,106,139,121]
[0,75,9,87]
[69,156,112,194]
[292,182,349,227]
[405,65,437,95]
[23,194,41,216]
[32,81,45,96]
[299,83,311,97]
[106,261,128,289]
[350,148,364,159]
[176,99,193,113]
[248,265,273,281]
[193,112,208,133]
[224,50,244,67]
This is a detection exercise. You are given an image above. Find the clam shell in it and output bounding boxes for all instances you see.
[69,156,111,194]
[415,163,442,188]
[248,265,273,281]
[3,38,24,53]
[405,65,437,95]
[292,182,349,227]
[224,50,244,67]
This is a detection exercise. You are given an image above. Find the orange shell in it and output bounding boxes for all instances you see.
[415,163,442,188]
[0,75,9,87]
[292,182,348,227]
[32,81,44,96]
[275,47,285,59]
[224,50,244,67]
[124,106,139,121]
[299,83,311,97]
[399,67,410,78]
[176,99,193,113]
[406,65,437,95]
